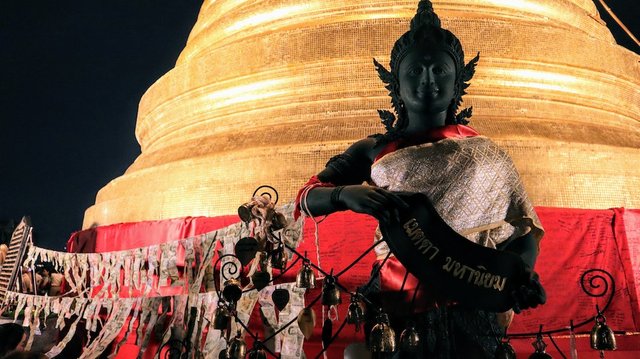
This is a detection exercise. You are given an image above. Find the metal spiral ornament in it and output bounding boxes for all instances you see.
[212,254,242,304]
[218,255,241,282]
[580,269,615,301]
[252,185,279,205]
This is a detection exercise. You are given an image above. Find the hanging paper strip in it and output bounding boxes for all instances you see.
[79,298,136,359]
[257,283,306,357]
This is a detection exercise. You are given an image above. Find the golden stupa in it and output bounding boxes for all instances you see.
[83,0,640,228]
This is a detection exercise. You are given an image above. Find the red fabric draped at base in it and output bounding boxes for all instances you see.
[68,207,640,357]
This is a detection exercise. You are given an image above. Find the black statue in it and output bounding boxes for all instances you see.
[295,1,546,357]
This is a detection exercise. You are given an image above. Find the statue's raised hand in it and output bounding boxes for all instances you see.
[336,185,409,223]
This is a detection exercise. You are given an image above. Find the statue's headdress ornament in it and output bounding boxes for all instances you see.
[375,0,479,136]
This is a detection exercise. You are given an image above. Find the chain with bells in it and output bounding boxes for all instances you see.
[293,254,317,343]
[319,272,342,353]
[216,278,243,348]
[591,306,617,357]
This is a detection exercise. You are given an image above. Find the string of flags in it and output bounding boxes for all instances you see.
[2,186,622,358]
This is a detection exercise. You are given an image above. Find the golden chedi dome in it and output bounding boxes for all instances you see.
[83,0,640,228]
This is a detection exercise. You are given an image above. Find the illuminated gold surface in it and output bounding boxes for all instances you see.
[84,0,640,228]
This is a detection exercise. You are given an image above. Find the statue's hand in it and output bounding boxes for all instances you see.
[337,185,409,223]
[511,270,546,314]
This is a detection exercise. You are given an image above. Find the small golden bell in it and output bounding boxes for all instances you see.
[222,278,243,305]
[270,244,288,270]
[591,312,617,351]
[399,322,420,353]
[321,276,342,306]
[213,304,230,330]
[346,296,365,331]
[296,260,316,289]
[369,312,396,353]
[227,330,247,359]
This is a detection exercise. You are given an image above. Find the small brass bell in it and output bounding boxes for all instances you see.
[213,304,230,330]
[222,278,243,305]
[591,311,617,351]
[369,312,396,353]
[399,322,420,353]
[248,348,267,359]
[271,212,288,230]
[495,338,516,359]
[529,334,552,359]
[270,245,288,270]
[296,260,316,289]
[322,276,342,306]
[238,202,255,223]
[227,330,247,359]
[346,296,365,331]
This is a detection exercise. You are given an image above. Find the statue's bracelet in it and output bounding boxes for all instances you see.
[330,186,347,210]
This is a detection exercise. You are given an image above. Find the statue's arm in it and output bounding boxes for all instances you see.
[498,232,546,311]
[299,137,408,220]
[300,137,375,217]
[498,231,538,270]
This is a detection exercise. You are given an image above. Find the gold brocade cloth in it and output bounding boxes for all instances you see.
[371,136,544,258]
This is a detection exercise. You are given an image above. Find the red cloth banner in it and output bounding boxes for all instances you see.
[68,207,640,357]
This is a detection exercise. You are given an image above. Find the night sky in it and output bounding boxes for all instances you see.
[1,1,638,250]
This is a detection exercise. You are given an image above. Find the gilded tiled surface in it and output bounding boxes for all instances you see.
[84,1,640,228]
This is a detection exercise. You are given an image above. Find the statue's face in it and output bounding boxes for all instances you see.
[398,47,456,118]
